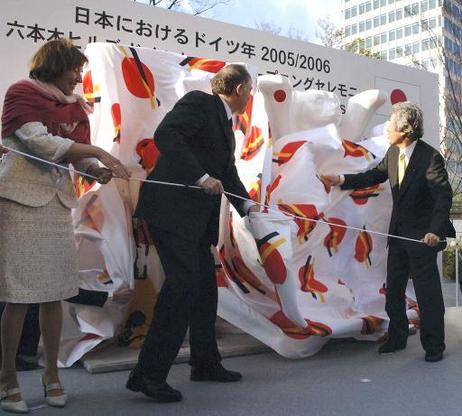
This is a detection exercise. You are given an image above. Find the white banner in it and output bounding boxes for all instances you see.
[0,0,438,147]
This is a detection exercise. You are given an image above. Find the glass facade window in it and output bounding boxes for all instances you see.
[389,10,395,22]
[365,36,372,48]
[421,0,428,12]
[405,44,412,55]
[422,38,430,50]
[359,3,365,14]
[374,0,380,8]
[345,8,351,19]
[351,6,357,17]
[380,50,387,59]
[374,34,380,45]
[412,41,420,53]
[428,17,436,29]
[396,46,403,57]
[374,16,380,27]
[444,37,461,58]
[429,0,435,9]
[380,0,386,5]
[412,22,420,34]
[366,1,372,12]
[389,0,395,3]
[396,9,403,20]
[404,3,419,16]
[453,4,462,20]
[381,32,387,43]
[455,43,461,57]
[380,13,387,25]
[345,26,351,37]
[389,48,396,59]
[423,58,434,70]
[389,29,396,41]
[396,27,403,38]
[366,19,372,30]
[444,36,451,51]
[351,23,358,35]
[444,16,449,29]
[359,21,365,32]
[405,24,412,36]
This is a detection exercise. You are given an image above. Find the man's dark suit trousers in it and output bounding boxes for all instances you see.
[386,239,445,353]
[136,225,222,382]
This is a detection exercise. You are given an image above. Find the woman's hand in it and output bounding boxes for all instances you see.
[96,150,131,180]
[87,165,113,184]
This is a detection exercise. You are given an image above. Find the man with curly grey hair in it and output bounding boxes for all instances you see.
[322,101,455,362]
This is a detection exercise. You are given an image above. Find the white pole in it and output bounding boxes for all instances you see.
[456,247,459,308]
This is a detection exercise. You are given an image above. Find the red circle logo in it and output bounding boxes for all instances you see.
[390,89,407,105]
[274,89,287,103]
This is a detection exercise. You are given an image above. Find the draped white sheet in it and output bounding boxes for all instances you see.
[59,43,418,366]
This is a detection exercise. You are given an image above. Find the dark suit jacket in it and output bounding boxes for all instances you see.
[342,140,455,252]
[134,90,250,244]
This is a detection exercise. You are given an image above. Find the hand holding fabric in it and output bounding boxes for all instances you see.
[320,174,341,186]
[96,150,131,180]
[247,204,260,215]
[87,165,113,184]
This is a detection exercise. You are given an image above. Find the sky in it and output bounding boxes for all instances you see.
[141,0,343,43]
[201,0,342,42]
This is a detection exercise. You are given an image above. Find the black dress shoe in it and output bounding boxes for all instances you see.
[425,350,443,362]
[126,370,182,402]
[378,339,407,354]
[191,364,242,382]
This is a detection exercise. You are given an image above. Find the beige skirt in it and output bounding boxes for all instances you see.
[0,196,79,303]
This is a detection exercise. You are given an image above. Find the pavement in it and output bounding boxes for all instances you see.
[4,279,462,416]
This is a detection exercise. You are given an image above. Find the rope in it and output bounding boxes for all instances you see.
[1,145,443,245]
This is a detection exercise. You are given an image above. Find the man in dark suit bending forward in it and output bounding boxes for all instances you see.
[127,64,258,402]
[322,102,455,363]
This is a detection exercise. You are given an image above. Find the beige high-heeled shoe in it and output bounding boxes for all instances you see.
[41,378,67,408]
[0,387,29,414]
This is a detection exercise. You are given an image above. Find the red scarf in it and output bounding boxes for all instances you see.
[1,79,90,144]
